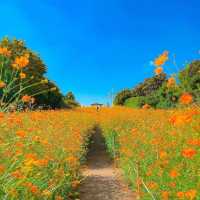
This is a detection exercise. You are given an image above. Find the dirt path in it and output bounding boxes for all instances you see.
[79,127,136,200]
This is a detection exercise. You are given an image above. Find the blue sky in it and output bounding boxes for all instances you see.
[0,0,199,105]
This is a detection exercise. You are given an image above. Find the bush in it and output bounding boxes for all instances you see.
[132,73,167,97]
[113,89,132,105]
[124,97,142,108]
[179,60,200,102]
[64,92,80,108]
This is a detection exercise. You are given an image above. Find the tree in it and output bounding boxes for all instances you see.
[113,89,132,105]
[0,37,65,110]
[64,92,80,108]
[65,92,75,101]
[179,60,200,102]
[132,73,167,97]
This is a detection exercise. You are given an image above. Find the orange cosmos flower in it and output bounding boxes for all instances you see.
[169,114,192,126]
[182,148,196,159]
[12,55,29,69]
[22,95,31,103]
[0,80,6,88]
[19,72,26,79]
[187,139,200,146]
[142,104,151,109]
[154,51,169,66]
[71,180,80,188]
[55,196,64,200]
[0,112,3,119]
[169,169,179,178]
[0,165,5,174]
[30,184,39,194]
[159,150,168,159]
[167,77,176,88]
[168,182,176,188]
[177,191,184,199]
[16,130,26,138]
[162,191,169,200]
[147,181,158,190]
[185,189,197,200]
[179,93,193,105]
[0,47,11,57]
[154,67,163,75]
[11,170,24,179]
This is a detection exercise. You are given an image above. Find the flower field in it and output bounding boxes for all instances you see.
[0,110,95,199]
[100,106,200,199]
[0,106,200,199]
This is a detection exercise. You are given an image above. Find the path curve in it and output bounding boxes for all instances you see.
[79,127,136,200]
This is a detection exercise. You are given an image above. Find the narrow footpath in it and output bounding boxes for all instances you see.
[79,127,136,200]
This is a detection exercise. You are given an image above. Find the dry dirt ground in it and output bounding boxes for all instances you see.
[79,127,136,200]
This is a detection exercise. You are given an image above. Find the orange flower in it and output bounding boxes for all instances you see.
[167,77,176,88]
[11,170,24,179]
[147,181,158,190]
[159,151,168,159]
[0,165,5,174]
[142,104,151,109]
[154,51,169,66]
[0,112,3,119]
[162,191,169,200]
[30,184,39,194]
[19,72,26,79]
[12,55,29,69]
[177,191,184,199]
[35,159,49,167]
[168,182,176,188]
[25,182,39,194]
[71,180,80,188]
[22,95,31,103]
[187,139,200,146]
[182,148,196,159]
[179,93,193,105]
[185,189,197,200]
[0,80,6,88]
[55,196,64,200]
[0,47,11,57]
[154,67,163,75]
[169,114,192,126]
[169,169,179,178]
[16,130,27,138]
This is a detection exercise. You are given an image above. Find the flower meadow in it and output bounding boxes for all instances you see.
[0,106,199,199]
[0,110,96,199]
[100,106,200,200]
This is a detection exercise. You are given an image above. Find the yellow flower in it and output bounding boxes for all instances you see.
[0,47,11,57]
[41,79,48,84]
[0,80,6,88]
[20,72,26,79]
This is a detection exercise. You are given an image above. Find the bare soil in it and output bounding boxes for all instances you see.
[79,127,136,200]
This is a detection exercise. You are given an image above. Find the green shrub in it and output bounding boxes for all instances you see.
[124,97,141,108]
[113,89,132,105]
[179,60,200,102]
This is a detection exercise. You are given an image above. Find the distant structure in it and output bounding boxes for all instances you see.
[91,103,104,111]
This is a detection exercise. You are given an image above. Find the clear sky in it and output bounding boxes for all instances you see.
[0,0,199,105]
